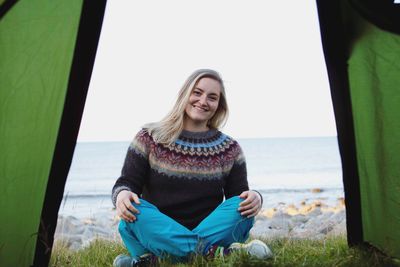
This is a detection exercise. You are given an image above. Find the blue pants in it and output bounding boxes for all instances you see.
[118,196,254,260]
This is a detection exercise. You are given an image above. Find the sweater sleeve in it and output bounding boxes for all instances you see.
[111,130,151,206]
[223,141,249,199]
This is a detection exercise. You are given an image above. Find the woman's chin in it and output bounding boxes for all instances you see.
[186,115,209,124]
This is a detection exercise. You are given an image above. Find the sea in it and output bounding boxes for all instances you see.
[60,136,344,218]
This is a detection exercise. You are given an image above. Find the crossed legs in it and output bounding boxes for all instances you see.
[118,196,254,260]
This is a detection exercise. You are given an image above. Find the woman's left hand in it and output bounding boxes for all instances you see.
[238,190,262,217]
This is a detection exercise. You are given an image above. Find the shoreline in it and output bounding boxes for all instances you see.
[54,197,346,250]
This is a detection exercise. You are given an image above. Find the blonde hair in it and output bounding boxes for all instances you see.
[143,69,229,145]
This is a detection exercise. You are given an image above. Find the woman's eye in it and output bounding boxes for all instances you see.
[193,91,201,96]
[208,96,218,101]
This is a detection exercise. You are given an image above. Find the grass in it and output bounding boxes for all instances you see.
[50,236,399,267]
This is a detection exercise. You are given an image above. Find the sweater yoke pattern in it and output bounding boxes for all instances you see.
[130,129,245,180]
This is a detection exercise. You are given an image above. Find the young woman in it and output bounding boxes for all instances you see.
[112,69,272,266]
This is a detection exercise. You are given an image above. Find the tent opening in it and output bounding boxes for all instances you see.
[57,0,344,254]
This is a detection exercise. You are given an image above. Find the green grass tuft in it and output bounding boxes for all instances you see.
[50,236,399,266]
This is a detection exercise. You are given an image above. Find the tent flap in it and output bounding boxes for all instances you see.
[317,0,400,258]
[346,3,400,257]
[0,0,106,266]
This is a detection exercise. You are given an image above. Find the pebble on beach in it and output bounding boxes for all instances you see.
[311,188,324,193]
[54,210,122,250]
[54,199,347,250]
[250,198,346,240]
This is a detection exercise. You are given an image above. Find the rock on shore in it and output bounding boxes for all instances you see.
[250,198,346,240]
[54,211,121,250]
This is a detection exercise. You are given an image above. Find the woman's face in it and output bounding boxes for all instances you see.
[184,77,221,128]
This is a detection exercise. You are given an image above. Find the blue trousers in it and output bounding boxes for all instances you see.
[118,196,254,260]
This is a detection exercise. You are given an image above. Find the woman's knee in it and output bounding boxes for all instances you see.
[225,195,241,203]
[127,198,159,220]
[131,198,157,210]
[219,196,242,210]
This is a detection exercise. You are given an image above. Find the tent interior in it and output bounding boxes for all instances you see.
[0,0,399,266]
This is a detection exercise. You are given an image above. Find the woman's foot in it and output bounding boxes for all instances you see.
[113,254,136,267]
[113,253,157,267]
[228,239,273,259]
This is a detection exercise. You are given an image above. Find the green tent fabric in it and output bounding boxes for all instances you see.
[347,6,400,258]
[0,0,106,266]
[317,0,400,258]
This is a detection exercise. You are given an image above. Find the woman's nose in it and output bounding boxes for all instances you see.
[199,95,207,105]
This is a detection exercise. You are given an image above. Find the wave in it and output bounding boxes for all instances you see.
[257,187,343,194]
[62,193,111,199]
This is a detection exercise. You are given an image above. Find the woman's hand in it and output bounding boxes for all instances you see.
[116,190,141,222]
[238,190,262,218]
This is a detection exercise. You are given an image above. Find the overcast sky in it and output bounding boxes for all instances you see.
[77,0,337,142]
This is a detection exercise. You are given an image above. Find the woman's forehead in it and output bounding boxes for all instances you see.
[195,77,221,93]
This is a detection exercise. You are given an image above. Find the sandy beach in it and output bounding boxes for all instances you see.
[54,197,346,250]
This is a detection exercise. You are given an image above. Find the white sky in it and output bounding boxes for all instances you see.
[77,0,337,142]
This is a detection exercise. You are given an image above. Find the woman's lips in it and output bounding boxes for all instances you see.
[193,105,208,112]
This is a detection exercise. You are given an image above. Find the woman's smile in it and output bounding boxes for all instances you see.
[193,105,209,112]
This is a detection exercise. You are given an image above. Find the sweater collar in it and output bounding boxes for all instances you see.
[179,128,218,139]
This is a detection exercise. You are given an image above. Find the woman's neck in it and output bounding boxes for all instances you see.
[183,120,209,132]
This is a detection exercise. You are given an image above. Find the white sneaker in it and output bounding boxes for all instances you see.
[229,239,273,259]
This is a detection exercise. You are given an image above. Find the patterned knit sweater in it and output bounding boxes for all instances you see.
[111,128,248,230]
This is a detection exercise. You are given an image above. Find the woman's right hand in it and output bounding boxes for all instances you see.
[116,190,141,222]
